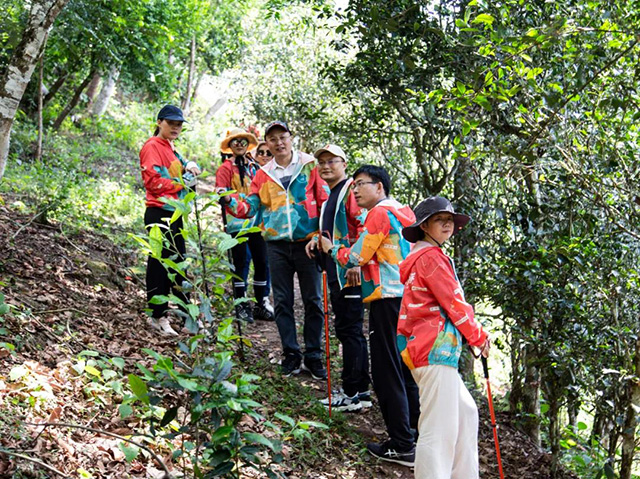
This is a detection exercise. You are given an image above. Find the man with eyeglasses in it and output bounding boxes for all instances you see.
[319,165,420,467]
[222,121,329,380]
[305,144,371,412]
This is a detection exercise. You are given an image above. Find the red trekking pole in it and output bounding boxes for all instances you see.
[482,356,505,479]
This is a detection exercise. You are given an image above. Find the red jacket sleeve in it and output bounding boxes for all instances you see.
[420,254,487,347]
[140,142,183,197]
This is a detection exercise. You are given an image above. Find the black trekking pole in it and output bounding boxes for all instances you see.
[481,356,505,479]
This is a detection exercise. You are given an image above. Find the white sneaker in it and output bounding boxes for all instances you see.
[263,297,274,315]
[150,317,178,336]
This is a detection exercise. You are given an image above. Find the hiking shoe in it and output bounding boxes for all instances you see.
[320,391,362,412]
[150,317,179,336]
[263,297,274,315]
[281,354,302,377]
[302,357,327,380]
[358,390,373,408]
[235,302,254,323]
[253,301,274,321]
[367,440,415,467]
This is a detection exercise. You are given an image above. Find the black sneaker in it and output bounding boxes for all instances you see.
[281,353,302,377]
[367,440,415,467]
[235,302,254,323]
[253,302,274,321]
[301,357,327,380]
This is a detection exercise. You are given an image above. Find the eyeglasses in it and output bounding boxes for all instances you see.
[266,134,291,144]
[317,158,344,167]
[351,181,379,190]
[257,149,273,157]
[230,138,249,147]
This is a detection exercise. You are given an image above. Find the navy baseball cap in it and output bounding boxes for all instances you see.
[157,105,186,122]
[264,121,290,137]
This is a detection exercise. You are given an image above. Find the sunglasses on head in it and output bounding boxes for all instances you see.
[230,138,249,147]
[258,149,273,157]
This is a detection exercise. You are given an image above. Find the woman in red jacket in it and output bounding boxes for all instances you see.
[397,196,490,479]
[139,105,200,335]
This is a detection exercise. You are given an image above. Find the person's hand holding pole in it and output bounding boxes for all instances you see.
[319,234,333,254]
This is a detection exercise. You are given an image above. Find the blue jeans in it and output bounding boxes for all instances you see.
[267,240,323,360]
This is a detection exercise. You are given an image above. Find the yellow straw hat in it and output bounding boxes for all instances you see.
[220,128,259,154]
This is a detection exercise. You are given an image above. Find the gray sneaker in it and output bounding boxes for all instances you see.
[320,391,362,412]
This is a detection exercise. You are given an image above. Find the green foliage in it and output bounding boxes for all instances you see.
[127,190,326,477]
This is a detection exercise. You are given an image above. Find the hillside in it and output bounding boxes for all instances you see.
[0,200,579,478]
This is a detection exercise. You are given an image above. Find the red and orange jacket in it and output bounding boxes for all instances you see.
[396,242,487,370]
[139,136,196,210]
[226,151,328,242]
[215,158,259,234]
[329,198,415,302]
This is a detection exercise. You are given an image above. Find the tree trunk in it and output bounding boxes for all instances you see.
[36,48,45,161]
[84,71,101,110]
[619,335,639,479]
[509,339,524,413]
[52,70,94,130]
[43,70,69,107]
[522,340,541,445]
[0,0,70,180]
[91,65,120,117]
[454,152,478,388]
[181,35,196,115]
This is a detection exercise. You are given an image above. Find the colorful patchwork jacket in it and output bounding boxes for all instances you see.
[215,157,259,234]
[396,242,487,370]
[226,151,328,242]
[314,178,367,289]
[140,136,197,210]
[329,198,415,302]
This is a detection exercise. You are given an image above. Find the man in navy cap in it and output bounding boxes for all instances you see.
[222,121,329,380]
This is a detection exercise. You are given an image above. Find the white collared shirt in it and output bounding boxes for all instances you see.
[271,151,300,188]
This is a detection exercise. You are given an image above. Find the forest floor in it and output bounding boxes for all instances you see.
[0,201,579,479]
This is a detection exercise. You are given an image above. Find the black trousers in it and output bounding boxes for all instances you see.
[329,281,370,397]
[230,231,268,302]
[144,207,189,319]
[369,297,420,450]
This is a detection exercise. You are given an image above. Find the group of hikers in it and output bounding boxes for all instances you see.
[139,105,491,479]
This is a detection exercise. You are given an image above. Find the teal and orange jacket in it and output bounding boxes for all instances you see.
[313,178,367,289]
[140,136,195,210]
[226,151,328,242]
[329,198,415,302]
[215,157,259,234]
[396,242,487,370]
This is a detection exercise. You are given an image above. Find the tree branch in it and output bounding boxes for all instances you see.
[0,448,66,477]
[26,422,174,478]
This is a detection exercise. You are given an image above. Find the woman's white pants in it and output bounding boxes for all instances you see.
[412,365,479,479]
